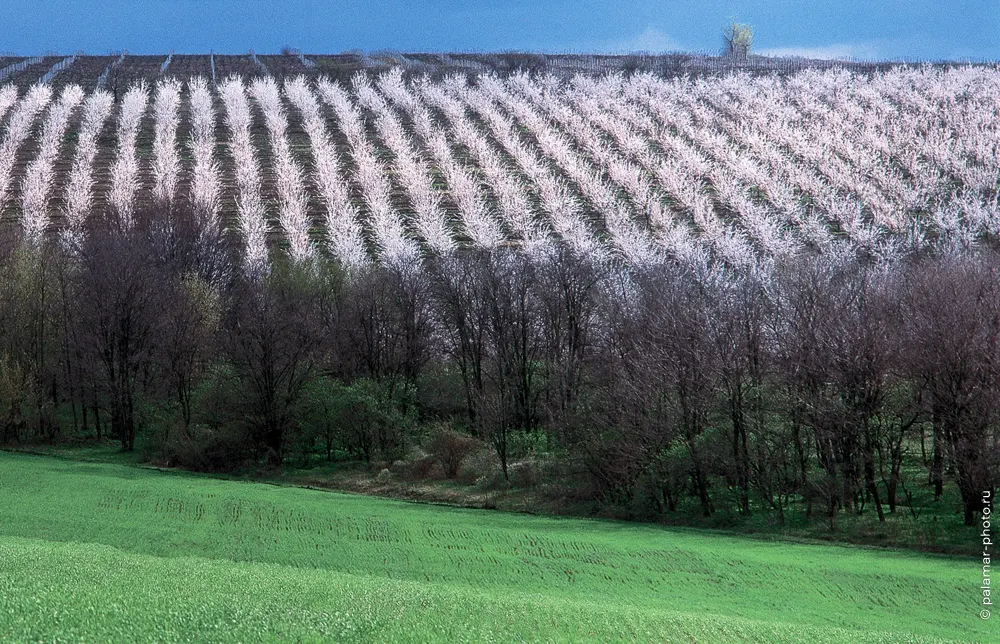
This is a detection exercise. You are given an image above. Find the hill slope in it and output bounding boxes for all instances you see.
[0,452,987,642]
[0,64,997,267]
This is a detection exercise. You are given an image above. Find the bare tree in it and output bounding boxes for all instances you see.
[340,264,433,410]
[479,251,543,480]
[428,253,489,424]
[902,254,1000,525]
[774,258,852,527]
[225,259,332,463]
[72,222,164,451]
[534,247,605,429]
[636,265,718,517]
[150,202,230,433]
[707,268,772,515]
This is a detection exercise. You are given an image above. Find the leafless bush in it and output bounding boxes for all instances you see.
[427,426,478,478]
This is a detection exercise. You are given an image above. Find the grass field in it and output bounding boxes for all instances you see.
[0,451,990,642]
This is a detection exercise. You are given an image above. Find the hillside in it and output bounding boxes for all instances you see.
[0,452,986,642]
[0,56,996,644]
[0,55,995,266]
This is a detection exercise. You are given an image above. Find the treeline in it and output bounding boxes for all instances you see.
[0,206,996,527]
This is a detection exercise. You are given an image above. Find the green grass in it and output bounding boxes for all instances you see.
[0,452,991,642]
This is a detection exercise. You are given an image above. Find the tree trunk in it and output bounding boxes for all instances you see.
[863,423,885,522]
[931,422,944,499]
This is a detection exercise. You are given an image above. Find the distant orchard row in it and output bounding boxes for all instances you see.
[0,65,996,272]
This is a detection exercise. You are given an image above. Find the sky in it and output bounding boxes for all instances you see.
[2,0,997,61]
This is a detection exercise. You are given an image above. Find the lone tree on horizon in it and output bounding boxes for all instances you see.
[724,20,754,60]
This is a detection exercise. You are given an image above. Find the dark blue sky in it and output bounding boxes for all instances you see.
[3,0,997,60]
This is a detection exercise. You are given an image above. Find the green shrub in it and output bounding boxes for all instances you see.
[296,377,413,464]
